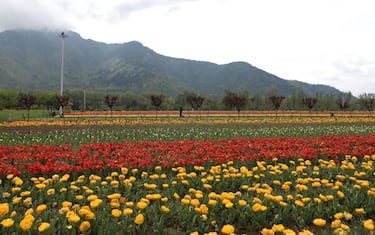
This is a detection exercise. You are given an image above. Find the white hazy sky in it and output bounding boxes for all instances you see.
[1,0,375,96]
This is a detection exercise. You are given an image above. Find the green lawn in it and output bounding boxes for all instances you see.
[0,109,52,122]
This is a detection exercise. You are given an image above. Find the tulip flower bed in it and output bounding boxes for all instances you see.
[1,117,375,234]
[1,134,375,176]
[2,116,375,128]
[1,119,375,147]
[1,134,375,234]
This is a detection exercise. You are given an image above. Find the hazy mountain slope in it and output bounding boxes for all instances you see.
[0,30,342,97]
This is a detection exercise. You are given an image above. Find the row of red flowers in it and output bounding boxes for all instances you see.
[1,134,375,176]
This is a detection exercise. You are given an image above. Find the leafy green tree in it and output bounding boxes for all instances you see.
[35,91,59,110]
[64,90,86,111]
[174,91,194,108]
[119,92,138,110]
[0,90,18,109]
[358,93,375,114]
[284,89,305,110]
[319,92,337,111]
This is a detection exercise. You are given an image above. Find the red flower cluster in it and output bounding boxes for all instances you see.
[1,135,375,176]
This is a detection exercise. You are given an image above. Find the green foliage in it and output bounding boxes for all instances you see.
[358,93,375,112]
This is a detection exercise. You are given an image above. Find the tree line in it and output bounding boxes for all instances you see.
[1,89,374,116]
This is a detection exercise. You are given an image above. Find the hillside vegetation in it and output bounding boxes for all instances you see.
[0,30,341,97]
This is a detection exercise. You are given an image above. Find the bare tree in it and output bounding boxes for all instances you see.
[222,90,248,118]
[269,96,285,117]
[302,97,318,112]
[18,93,37,121]
[336,93,352,111]
[191,95,205,111]
[56,95,70,117]
[104,95,118,118]
[269,96,285,110]
[150,94,165,118]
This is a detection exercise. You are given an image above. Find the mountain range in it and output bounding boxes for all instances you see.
[0,30,342,97]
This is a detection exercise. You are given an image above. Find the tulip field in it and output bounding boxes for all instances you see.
[1,114,375,234]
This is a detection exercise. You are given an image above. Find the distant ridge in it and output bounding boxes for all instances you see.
[0,30,342,97]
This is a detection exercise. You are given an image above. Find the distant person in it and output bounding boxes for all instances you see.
[7,114,12,122]
[179,107,184,117]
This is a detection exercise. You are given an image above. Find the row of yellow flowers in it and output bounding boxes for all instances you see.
[1,155,375,234]
[2,116,375,127]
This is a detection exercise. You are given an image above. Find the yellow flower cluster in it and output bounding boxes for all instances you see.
[1,155,375,233]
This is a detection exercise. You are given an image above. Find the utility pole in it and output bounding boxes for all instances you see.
[59,31,68,116]
[83,89,86,111]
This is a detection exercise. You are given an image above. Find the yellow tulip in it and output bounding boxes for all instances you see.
[47,188,55,195]
[355,208,366,215]
[90,199,103,209]
[20,218,33,231]
[313,218,326,227]
[62,201,72,208]
[68,214,81,223]
[0,203,10,217]
[225,202,234,209]
[261,228,275,235]
[272,224,285,232]
[221,224,235,234]
[111,209,122,218]
[0,218,14,228]
[123,208,133,216]
[294,200,304,207]
[79,221,91,232]
[137,201,148,210]
[331,219,342,228]
[238,199,247,206]
[161,205,170,213]
[134,213,144,225]
[190,199,200,207]
[35,183,46,189]
[38,222,50,233]
[364,219,374,231]
[36,204,47,215]
[12,177,23,186]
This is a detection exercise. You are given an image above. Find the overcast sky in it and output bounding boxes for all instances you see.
[1,0,375,96]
